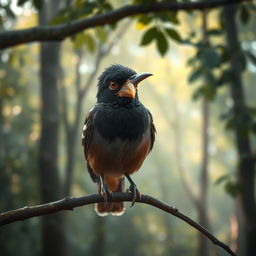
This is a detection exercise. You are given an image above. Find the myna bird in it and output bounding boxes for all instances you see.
[82,64,156,216]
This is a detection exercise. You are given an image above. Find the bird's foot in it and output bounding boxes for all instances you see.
[126,183,141,207]
[125,174,141,207]
[99,176,112,207]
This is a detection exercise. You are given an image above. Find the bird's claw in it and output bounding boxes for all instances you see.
[127,184,141,207]
[99,177,112,207]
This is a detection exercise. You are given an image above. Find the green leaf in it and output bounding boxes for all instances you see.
[156,30,169,56]
[187,56,197,66]
[207,29,222,37]
[97,2,113,13]
[217,45,230,63]
[50,14,68,25]
[165,28,182,43]
[225,116,236,130]
[157,12,179,24]
[199,47,220,68]
[84,33,96,53]
[95,27,107,42]
[18,0,29,6]
[138,14,153,25]
[75,0,83,8]
[193,84,216,101]
[239,5,250,25]
[73,33,86,50]
[218,70,232,86]
[33,0,43,10]
[140,27,158,46]
[215,174,229,185]
[166,12,179,25]
[49,8,71,25]
[192,87,204,101]
[205,84,216,100]
[225,180,241,198]
[188,68,203,83]
[224,110,252,133]
[79,3,96,16]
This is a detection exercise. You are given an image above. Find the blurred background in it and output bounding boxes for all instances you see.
[0,0,255,256]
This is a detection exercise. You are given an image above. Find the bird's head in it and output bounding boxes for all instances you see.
[96,64,152,104]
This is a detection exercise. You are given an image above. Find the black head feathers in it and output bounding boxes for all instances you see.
[96,65,153,105]
[98,64,136,89]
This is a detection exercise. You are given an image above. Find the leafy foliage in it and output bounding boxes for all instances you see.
[73,32,96,52]
[165,28,182,43]
[140,26,159,46]
[134,0,182,57]
[140,25,182,56]
[49,0,114,52]
[215,174,241,198]
[186,37,223,101]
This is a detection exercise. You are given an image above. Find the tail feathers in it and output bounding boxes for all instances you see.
[95,177,125,217]
[95,202,125,217]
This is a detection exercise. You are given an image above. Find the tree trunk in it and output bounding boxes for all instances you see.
[223,5,256,256]
[90,217,106,256]
[235,198,246,255]
[38,1,67,255]
[197,10,211,256]
[197,97,211,256]
[62,50,83,196]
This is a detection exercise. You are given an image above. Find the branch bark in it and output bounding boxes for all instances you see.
[0,192,237,256]
[0,0,248,49]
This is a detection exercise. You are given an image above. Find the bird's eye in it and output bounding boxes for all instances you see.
[109,81,118,90]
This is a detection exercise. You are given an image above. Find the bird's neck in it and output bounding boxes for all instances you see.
[96,97,140,109]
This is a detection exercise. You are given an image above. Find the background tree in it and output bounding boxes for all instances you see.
[223,4,256,255]
[38,1,67,255]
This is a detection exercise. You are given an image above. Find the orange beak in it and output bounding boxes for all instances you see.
[117,72,153,98]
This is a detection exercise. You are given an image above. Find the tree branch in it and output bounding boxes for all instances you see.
[0,192,236,256]
[0,0,248,49]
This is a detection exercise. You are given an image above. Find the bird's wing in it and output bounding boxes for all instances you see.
[82,107,99,182]
[147,109,156,152]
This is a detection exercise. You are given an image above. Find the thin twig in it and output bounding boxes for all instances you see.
[0,192,237,256]
[0,0,249,49]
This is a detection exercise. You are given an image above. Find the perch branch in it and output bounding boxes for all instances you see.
[0,0,249,49]
[0,192,236,256]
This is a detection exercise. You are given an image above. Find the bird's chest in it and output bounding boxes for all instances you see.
[88,128,151,177]
[88,106,151,177]
[95,106,149,141]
